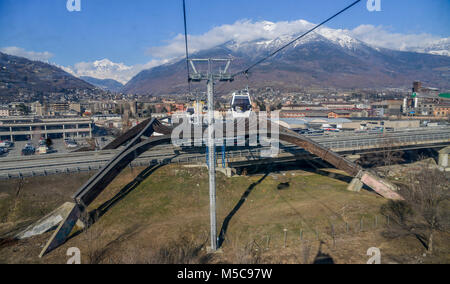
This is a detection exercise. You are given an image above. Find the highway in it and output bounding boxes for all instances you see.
[1,126,449,179]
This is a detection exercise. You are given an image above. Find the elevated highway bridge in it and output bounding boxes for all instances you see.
[1,126,449,179]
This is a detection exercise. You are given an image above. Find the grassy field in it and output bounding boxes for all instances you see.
[0,164,448,264]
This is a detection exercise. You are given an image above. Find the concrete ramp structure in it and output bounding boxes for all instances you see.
[16,202,84,240]
[37,118,403,257]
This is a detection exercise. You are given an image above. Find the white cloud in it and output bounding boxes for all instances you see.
[348,24,449,53]
[148,19,315,58]
[147,19,450,59]
[61,58,170,84]
[0,46,54,61]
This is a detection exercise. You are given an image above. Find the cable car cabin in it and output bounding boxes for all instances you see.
[230,91,252,118]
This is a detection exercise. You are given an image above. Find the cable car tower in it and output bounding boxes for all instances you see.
[188,58,234,251]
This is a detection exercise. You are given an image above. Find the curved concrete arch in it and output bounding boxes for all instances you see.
[76,136,173,206]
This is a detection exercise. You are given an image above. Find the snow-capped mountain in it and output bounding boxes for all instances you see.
[225,23,366,58]
[421,38,450,57]
[122,26,450,95]
[64,19,449,89]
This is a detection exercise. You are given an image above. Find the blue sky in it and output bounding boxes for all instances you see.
[1,0,449,83]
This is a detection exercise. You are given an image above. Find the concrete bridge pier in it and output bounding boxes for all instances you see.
[345,154,361,162]
[438,146,450,170]
[348,178,363,192]
[347,170,403,200]
[347,170,364,192]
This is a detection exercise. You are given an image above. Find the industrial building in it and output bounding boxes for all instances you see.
[0,117,93,141]
[371,100,403,117]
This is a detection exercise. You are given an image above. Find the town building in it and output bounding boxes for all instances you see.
[51,103,70,113]
[403,81,446,116]
[371,100,403,117]
[434,103,450,117]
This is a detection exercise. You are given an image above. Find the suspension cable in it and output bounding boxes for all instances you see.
[233,0,362,77]
[182,0,191,93]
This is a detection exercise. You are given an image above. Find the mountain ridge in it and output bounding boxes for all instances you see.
[122,32,450,95]
[80,76,123,92]
[0,52,96,100]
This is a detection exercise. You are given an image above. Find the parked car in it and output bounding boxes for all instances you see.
[65,139,78,148]
[39,138,47,147]
[37,145,49,154]
[0,140,13,148]
[21,145,36,156]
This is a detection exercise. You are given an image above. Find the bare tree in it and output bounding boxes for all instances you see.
[381,165,450,254]
[357,138,404,175]
[380,138,404,168]
[6,178,24,223]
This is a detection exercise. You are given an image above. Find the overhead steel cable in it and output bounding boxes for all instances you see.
[232,0,362,77]
[182,0,191,93]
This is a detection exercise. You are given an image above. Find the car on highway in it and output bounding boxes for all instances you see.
[323,128,341,133]
[308,129,325,135]
[298,129,325,136]
[295,129,309,135]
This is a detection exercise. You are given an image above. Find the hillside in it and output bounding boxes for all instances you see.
[0,52,96,99]
[122,33,450,95]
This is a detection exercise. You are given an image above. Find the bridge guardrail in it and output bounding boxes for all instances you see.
[320,132,450,150]
[1,132,449,180]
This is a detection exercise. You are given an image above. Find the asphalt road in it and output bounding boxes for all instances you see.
[0,127,449,179]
